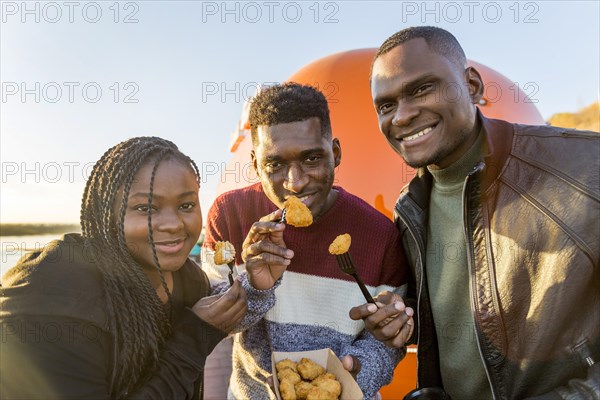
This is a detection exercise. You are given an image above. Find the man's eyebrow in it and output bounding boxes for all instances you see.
[263,148,324,162]
[373,73,438,103]
[299,148,325,157]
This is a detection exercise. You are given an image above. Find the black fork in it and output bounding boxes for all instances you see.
[280,208,287,224]
[227,261,236,286]
[335,252,376,304]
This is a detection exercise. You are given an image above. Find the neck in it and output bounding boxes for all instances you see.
[145,269,173,304]
[431,116,481,170]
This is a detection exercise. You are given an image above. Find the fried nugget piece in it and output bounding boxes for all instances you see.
[328,233,351,255]
[214,241,235,264]
[294,381,313,400]
[306,386,337,400]
[278,368,302,385]
[284,196,313,227]
[312,378,341,399]
[297,358,325,381]
[311,373,337,384]
[276,358,298,373]
[279,379,297,400]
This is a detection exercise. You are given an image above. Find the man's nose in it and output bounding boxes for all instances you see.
[283,164,308,193]
[392,102,419,127]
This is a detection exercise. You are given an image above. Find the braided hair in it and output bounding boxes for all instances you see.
[80,136,200,398]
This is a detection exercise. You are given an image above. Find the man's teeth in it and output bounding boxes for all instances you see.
[403,127,433,142]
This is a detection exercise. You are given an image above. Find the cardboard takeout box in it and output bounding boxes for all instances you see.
[272,348,363,400]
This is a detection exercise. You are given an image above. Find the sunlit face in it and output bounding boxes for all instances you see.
[251,117,341,220]
[371,38,483,169]
[123,158,202,275]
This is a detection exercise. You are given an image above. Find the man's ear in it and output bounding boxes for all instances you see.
[466,66,484,104]
[251,150,259,176]
[332,138,342,168]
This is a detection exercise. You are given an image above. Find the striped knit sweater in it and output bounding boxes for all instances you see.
[202,183,408,399]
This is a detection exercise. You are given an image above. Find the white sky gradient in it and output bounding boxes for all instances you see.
[1,0,599,223]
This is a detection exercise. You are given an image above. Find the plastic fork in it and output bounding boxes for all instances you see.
[335,252,376,304]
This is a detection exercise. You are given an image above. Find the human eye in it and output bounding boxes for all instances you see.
[264,161,283,173]
[414,83,434,96]
[304,154,322,165]
[377,102,395,115]
[179,202,196,211]
[134,204,155,214]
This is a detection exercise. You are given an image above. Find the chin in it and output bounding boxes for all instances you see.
[158,256,188,271]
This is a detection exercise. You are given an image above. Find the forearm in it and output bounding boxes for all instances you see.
[227,273,279,333]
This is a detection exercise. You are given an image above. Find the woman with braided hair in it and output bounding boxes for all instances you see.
[0,136,247,399]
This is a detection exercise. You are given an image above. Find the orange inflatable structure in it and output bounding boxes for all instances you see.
[216,49,545,398]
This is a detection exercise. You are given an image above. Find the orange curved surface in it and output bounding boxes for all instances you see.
[216,48,544,398]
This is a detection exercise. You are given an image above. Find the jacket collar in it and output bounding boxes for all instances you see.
[479,111,515,193]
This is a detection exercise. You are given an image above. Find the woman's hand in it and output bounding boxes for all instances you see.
[191,278,248,333]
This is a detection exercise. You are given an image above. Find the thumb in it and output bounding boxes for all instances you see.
[341,355,353,372]
[340,355,361,379]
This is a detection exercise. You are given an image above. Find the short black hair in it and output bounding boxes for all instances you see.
[248,83,332,145]
[375,26,467,68]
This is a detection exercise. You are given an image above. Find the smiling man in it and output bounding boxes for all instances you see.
[202,83,410,399]
[350,26,600,399]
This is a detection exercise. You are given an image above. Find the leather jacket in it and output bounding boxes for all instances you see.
[394,114,600,399]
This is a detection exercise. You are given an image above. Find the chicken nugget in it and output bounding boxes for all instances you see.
[297,358,325,381]
[294,381,313,399]
[278,368,302,385]
[283,196,313,227]
[328,233,351,255]
[214,241,235,265]
[312,378,341,399]
[276,358,298,373]
[279,379,297,400]
[311,373,337,385]
[306,386,337,400]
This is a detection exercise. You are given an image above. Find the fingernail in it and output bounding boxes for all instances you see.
[283,259,291,265]
[406,307,414,317]
[285,250,294,258]
[394,302,404,311]
[367,304,377,313]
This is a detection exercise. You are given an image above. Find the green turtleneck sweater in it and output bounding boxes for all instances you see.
[425,128,493,399]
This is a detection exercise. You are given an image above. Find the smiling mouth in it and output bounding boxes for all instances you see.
[153,238,186,254]
[402,126,434,142]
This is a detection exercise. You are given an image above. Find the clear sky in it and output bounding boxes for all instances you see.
[1,0,599,224]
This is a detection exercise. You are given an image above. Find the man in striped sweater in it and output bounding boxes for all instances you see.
[202,83,411,399]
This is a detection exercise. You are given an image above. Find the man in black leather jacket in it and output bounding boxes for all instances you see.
[350,26,599,399]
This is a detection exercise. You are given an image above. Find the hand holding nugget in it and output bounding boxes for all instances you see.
[191,278,248,333]
[242,209,294,290]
